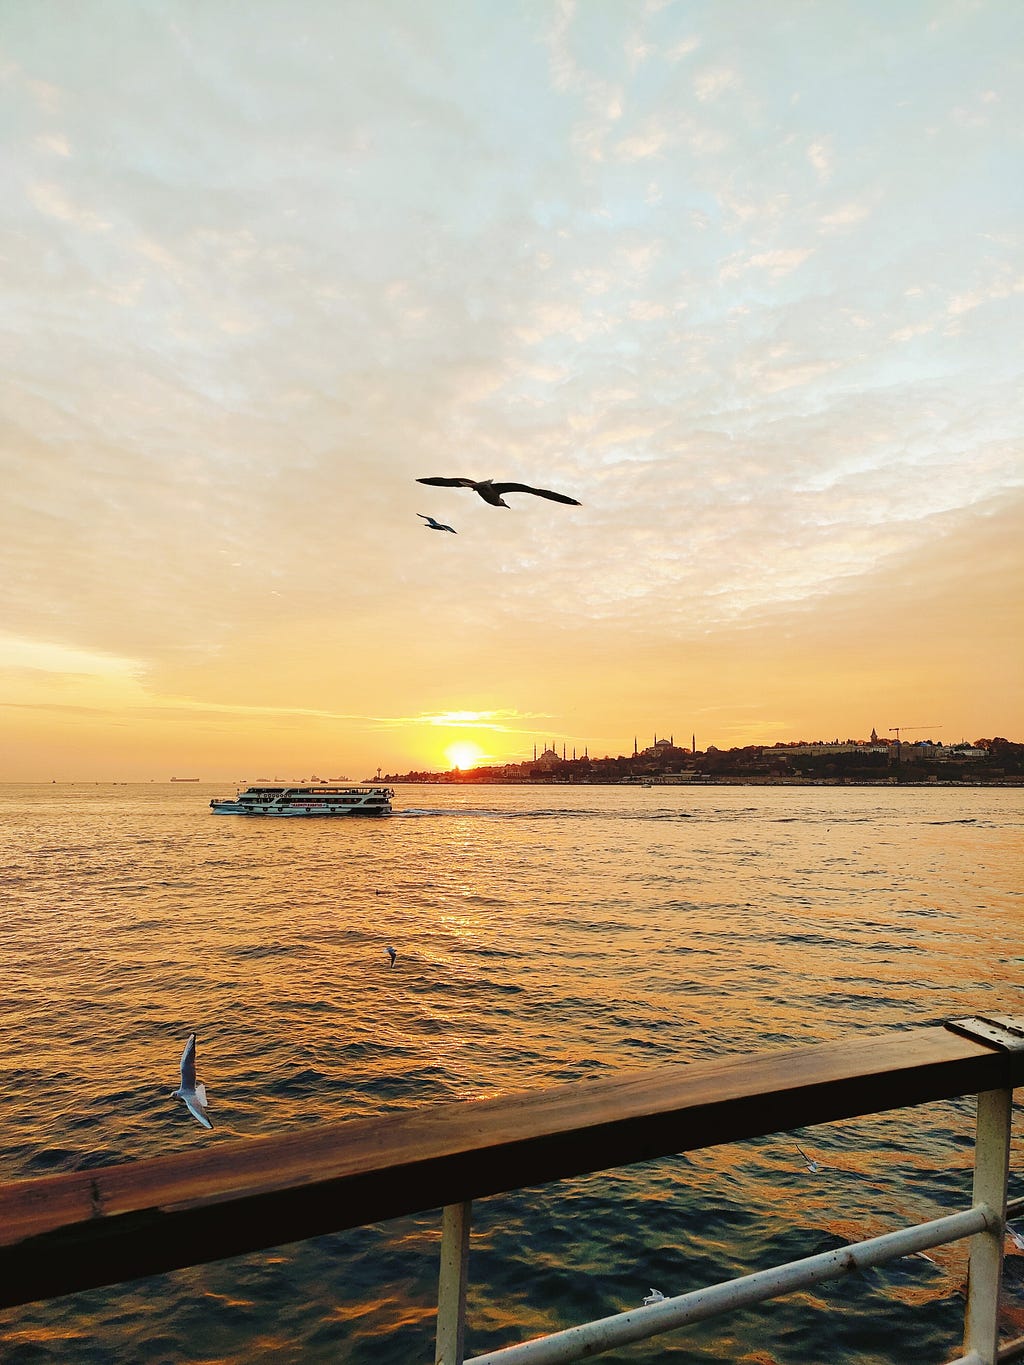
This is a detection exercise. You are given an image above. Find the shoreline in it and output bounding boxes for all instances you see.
[388,775,1023,788]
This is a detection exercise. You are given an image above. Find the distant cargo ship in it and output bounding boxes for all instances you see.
[170,777,200,782]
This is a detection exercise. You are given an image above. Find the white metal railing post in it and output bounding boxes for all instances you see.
[962,1087,1012,1365]
[436,1200,472,1365]
[466,1207,995,1365]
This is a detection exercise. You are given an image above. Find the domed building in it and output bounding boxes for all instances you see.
[637,734,682,758]
[533,742,564,772]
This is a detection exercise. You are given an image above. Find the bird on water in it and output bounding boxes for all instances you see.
[416,477,580,507]
[172,1032,213,1130]
[386,944,398,968]
[417,513,457,533]
[795,1144,819,1173]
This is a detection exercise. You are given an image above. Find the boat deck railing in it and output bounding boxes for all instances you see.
[1,1014,1022,1363]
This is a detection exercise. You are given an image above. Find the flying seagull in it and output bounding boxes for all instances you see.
[417,513,457,533]
[386,944,398,968]
[416,477,580,508]
[172,1032,213,1130]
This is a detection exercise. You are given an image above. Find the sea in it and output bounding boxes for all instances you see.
[1,781,1022,1364]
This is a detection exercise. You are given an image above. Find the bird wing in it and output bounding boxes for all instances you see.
[184,1092,213,1130]
[417,477,478,488]
[180,1033,197,1089]
[490,482,580,505]
[416,513,431,521]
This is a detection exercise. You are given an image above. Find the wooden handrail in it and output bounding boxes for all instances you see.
[1,1020,1020,1309]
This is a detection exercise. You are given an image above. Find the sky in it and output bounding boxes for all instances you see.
[2,0,1022,781]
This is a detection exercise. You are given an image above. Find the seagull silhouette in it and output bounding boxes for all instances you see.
[386,944,398,968]
[416,477,580,508]
[172,1032,213,1130]
[417,513,457,533]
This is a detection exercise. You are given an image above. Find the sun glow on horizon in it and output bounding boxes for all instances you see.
[445,741,485,771]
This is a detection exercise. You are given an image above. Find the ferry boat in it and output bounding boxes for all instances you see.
[209,784,394,817]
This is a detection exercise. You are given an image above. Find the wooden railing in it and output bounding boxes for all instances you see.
[1,1015,1022,1363]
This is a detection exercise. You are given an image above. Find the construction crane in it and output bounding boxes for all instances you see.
[890,726,944,758]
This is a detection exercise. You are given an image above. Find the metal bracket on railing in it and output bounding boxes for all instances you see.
[945,1015,1024,1052]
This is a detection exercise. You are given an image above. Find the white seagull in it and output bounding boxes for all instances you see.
[172,1032,213,1130]
[386,944,398,968]
[642,1288,666,1306]
[417,513,457,534]
[416,476,580,508]
[795,1144,820,1173]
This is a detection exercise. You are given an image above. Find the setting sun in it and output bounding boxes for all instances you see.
[445,741,485,771]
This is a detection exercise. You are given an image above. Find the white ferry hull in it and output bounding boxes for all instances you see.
[209,785,394,817]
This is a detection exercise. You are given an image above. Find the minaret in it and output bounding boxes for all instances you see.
[634,736,638,756]
[533,742,537,761]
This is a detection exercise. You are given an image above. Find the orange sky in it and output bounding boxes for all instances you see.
[2,4,1022,780]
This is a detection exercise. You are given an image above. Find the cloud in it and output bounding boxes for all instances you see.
[33,133,71,157]
[947,275,1024,316]
[666,36,700,61]
[614,121,670,160]
[819,201,871,231]
[890,320,934,342]
[27,181,110,231]
[409,710,546,731]
[628,300,670,320]
[752,359,841,394]
[719,247,814,281]
[0,634,141,679]
[807,138,832,182]
[693,65,738,102]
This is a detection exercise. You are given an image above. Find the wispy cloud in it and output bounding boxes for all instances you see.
[807,138,832,182]
[27,181,109,231]
[410,710,547,732]
[33,132,71,157]
[719,247,814,281]
[819,201,871,231]
[693,65,739,102]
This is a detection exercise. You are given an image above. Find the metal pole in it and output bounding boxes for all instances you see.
[467,1206,994,1365]
[436,1200,472,1365]
[963,1088,1012,1365]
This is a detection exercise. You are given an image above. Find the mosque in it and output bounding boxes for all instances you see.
[531,741,586,772]
[528,734,695,771]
